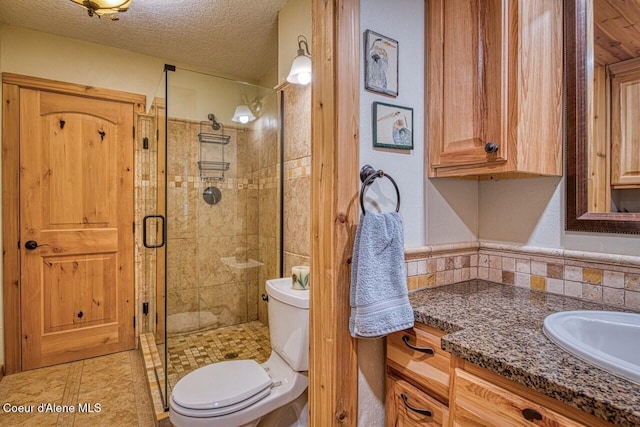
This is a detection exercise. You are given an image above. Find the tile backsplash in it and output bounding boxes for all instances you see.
[405,242,640,310]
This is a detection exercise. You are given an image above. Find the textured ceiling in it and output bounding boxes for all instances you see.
[0,0,288,81]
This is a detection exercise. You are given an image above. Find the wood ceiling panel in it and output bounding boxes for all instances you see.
[594,0,640,65]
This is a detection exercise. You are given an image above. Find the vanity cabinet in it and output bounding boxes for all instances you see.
[427,0,563,178]
[385,325,613,427]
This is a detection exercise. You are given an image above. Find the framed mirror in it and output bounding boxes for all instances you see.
[566,0,640,233]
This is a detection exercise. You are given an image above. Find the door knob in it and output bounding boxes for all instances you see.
[24,240,40,250]
[24,240,48,250]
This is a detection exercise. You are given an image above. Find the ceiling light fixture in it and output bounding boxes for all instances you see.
[286,35,312,85]
[70,0,131,20]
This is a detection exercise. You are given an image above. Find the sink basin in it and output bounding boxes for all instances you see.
[543,311,640,384]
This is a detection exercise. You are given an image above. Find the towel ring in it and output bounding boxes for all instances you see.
[359,164,401,215]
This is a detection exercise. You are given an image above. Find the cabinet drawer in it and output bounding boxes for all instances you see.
[390,377,450,427]
[453,369,587,427]
[387,325,450,403]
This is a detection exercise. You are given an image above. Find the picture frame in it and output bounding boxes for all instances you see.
[364,30,399,96]
[372,102,413,150]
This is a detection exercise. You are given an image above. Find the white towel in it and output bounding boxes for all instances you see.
[349,211,414,338]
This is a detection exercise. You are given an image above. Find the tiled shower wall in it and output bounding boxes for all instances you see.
[404,242,640,311]
[165,117,278,330]
[282,83,311,281]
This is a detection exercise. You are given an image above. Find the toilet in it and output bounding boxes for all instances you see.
[169,278,309,427]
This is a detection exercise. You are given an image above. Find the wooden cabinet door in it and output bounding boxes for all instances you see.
[452,369,586,427]
[610,59,640,188]
[428,0,508,175]
[387,326,451,404]
[386,376,450,427]
[20,89,135,370]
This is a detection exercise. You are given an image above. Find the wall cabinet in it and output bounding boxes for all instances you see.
[610,57,640,188]
[385,325,613,427]
[427,0,563,178]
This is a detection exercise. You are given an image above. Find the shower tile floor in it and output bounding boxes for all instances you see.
[165,320,271,388]
[141,320,271,422]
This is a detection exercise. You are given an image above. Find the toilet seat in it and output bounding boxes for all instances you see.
[171,359,272,416]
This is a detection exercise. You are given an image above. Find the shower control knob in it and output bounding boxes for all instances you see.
[261,294,269,302]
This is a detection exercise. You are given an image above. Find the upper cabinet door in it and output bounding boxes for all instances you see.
[610,58,640,188]
[428,0,507,173]
[427,0,563,179]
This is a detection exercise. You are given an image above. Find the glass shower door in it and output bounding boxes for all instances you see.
[160,66,279,410]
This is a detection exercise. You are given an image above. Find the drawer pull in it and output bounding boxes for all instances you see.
[522,408,543,421]
[402,335,435,354]
[401,393,432,417]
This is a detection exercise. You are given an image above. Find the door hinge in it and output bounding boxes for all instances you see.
[133,126,136,139]
[133,316,136,328]
[17,240,20,249]
[156,128,159,141]
[133,221,135,234]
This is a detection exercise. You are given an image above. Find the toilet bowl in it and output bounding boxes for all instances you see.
[169,277,309,427]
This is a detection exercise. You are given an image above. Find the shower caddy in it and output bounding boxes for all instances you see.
[197,118,230,182]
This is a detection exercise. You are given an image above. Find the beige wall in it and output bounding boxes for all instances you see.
[277,0,312,85]
[1,25,165,112]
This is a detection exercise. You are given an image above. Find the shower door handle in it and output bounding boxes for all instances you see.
[143,214,166,249]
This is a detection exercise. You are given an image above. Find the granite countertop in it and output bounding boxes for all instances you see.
[409,280,640,426]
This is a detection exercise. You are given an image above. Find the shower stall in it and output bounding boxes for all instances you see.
[142,66,282,409]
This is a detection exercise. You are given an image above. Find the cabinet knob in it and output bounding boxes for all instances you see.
[485,142,499,154]
[521,408,543,422]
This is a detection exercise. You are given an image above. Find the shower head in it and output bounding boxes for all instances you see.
[207,113,222,131]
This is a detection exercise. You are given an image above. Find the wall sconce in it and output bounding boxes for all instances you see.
[69,0,131,20]
[286,35,312,85]
[231,95,261,124]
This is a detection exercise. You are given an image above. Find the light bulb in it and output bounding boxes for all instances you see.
[297,72,311,85]
[239,116,249,124]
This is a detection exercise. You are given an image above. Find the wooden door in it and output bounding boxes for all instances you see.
[20,89,135,370]
[428,0,508,176]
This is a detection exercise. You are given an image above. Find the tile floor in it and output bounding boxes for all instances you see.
[166,320,271,388]
[0,351,155,427]
[141,320,271,422]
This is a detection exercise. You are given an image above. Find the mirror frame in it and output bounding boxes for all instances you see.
[565,0,640,233]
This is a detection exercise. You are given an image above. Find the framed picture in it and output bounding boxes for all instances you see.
[372,102,413,150]
[364,30,398,96]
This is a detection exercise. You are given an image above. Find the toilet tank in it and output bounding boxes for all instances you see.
[266,278,309,371]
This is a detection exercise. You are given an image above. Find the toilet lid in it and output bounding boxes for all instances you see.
[172,360,273,411]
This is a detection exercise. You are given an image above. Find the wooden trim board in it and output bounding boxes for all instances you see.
[2,73,146,105]
[2,83,22,375]
[309,0,360,425]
